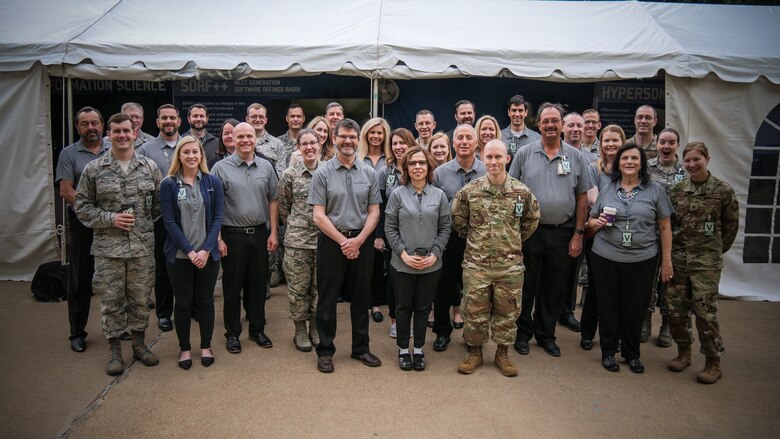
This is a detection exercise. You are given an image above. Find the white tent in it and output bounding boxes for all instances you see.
[1,0,779,299]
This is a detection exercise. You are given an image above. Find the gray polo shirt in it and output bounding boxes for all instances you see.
[576,146,599,165]
[171,172,207,259]
[308,155,382,231]
[501,125,541,157]
[363,155,387,174]
[377,164,402,200]
[589,162,613,192]
[591,180,673,263]
[137,134,179,177]
[384,184,451,274]
[56,138,111,187]
[432,157,487,203]
[211,152,278,228]
[508,140,593,225]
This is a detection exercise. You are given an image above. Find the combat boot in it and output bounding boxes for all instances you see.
[640,312,652,343]
[656,315,672,347]
[457,345,483,374]
[106,337,124,376]
[668,344,692,372]
[293,320,312,352]
[131,331,159,366]
[697,356,722,384]
[270,267,284,287]
[494,344,518,377]
[309,316,320,346]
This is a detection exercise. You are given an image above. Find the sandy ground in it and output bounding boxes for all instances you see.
[1,280,778,438]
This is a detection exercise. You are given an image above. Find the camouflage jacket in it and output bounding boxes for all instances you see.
[669,173,739,270]
[277,131,297,171]
[648,157,687,195]
[627,134,658,160]
[254,131,285,175]
[277,160,320,249]
[75,150,162,257]
[452,175,540,267]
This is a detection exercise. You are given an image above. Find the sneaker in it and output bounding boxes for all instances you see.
[389,323,397,338]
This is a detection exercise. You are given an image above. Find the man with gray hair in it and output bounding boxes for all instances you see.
[414,109,437,148]
[325,102,344,131]
[121,102,155,147]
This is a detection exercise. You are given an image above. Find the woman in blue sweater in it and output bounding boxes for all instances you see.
[161,135,224,369]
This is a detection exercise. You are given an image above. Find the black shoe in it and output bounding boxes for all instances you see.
[351,352,382,367]
[226,336,242,354]
[453,321,464,329]
[427,320,434,328]
[539,340,561,357]
[412,353,426,371]
[433,335,450,352]
[337,295,346,303]
[70,337,86,353]
[513,339,530,355]
[146,298,155,309]
[158,317,173,332]
[201,349,214,367]
[399,353,413,371]
[119,332,132,341]
[372,310,384,323]
[178,352,192,370]
[602,355,620,372]
[580,338,593,351]
[559,314,581,332]
[317,356,334,373]
[628,358,645,374]
[249,332,273,348]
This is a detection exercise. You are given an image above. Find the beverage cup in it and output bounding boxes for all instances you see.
[603,207,617,226]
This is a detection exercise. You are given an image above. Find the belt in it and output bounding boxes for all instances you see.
[338,229,362,238]
[538,222,574,230]
[222,225,263,234]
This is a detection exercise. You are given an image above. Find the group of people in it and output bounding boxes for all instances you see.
[56,95,738,384]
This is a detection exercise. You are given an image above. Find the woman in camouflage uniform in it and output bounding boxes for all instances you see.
[667,142,739,384]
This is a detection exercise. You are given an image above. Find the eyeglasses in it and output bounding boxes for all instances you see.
[408,160,427,168]
[299,141,319,147]
[337,134,357,141]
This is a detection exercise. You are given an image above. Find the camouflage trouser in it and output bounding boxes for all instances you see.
[93,256,153,339]
[666,267,724,357]
[269,225,286,279]
[647,256,669,316]
[461,263,524,346]
[282,247,317,321]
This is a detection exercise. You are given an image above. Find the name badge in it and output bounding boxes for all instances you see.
[145,195,153,209]
[177,187,187,200]
[558,157,571,175]
[704,221,715,236]
[509,142,518,153]
[386,174,396,187]
[674,173,684,183]
[514,202,524,217]
[621,232,633,247]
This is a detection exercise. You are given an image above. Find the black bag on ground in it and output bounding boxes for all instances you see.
[31,261,67,302]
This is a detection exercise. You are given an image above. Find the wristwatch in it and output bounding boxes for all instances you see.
[574,228,585,235]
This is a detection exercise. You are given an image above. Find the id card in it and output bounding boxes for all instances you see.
[386,174,396,188]
[178,187,187,200]
[514,201,524,217]
[621,231,633,247]
[704,221,715,236]
[145,195,153,209]
[509,142,518,153]
[558,157,571,175]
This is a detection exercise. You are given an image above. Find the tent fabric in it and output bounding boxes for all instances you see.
[0,65,59,280]
[666,74,780,301]
[0,1,778,83]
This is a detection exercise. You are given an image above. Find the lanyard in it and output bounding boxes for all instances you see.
[617,186,639,231]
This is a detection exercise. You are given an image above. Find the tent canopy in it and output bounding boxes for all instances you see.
[1,0,778,83]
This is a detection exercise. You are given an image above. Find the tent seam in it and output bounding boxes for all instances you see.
[60,0,125,67]
[637,1,690,77]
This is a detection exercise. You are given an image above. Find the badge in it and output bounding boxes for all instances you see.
[386,174,396,187]
[514,202,524,217]
[704,220,715,236]
[558,156,571,175]
[145,195,153,209]
[674,173,684,182]
[178,187,187,200]
[621,232,633,247]
[509,142,518,153]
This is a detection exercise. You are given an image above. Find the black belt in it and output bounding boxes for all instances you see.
[539,222,574,230]
[222,225,263,235]
[338,229,362,238]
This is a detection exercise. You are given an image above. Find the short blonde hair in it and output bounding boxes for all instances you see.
[168,135,209,176]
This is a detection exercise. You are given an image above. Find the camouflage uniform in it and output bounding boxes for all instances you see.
[75,150,162,339]
[256,131,288,286]
[647,157,688,316]
[278,161,320,320]
[451,175,540,346]
[626,134,658,160]
[667,173,739,357]
[277,131,297,172]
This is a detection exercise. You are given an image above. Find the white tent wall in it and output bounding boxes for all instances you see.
[666,74,780,301]
[0,65,59,280]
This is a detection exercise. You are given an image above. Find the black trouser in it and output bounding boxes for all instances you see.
[153,219,174,319]
[221,225,269,339]
[580,238,598,340]
[516,226,574,344]
[370,247,387,308]
[67,210,94,341]
[315,233,373,358]
[560,252,583,320]
[433,234,466,338]
[167,258,219,351]
[395,269,441,349]
[590,252,656,360]
[384,248,397,320]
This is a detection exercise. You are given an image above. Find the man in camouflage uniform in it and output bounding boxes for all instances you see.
[451,140,540,377]
[667,154,739,384]
[277,129,321,352]
[627,105,659,159]
[75,113,162,376]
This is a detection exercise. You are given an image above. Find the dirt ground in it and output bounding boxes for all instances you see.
[1,280,778,438]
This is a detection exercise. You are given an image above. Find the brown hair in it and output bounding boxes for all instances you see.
[597,124,626,175]
[682,141,709,159]
[388,128,418,166]
[428,132,452,166]
[399,146,436,185]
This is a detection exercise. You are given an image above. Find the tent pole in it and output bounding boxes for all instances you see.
[66,77,74,145]
[371,77,379,119]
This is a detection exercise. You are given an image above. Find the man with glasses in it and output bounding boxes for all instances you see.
[414,110,437,148]
[308,118,382,373]
[120,102,155,148]
[247,103,285,171]
[582,109,602,157]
